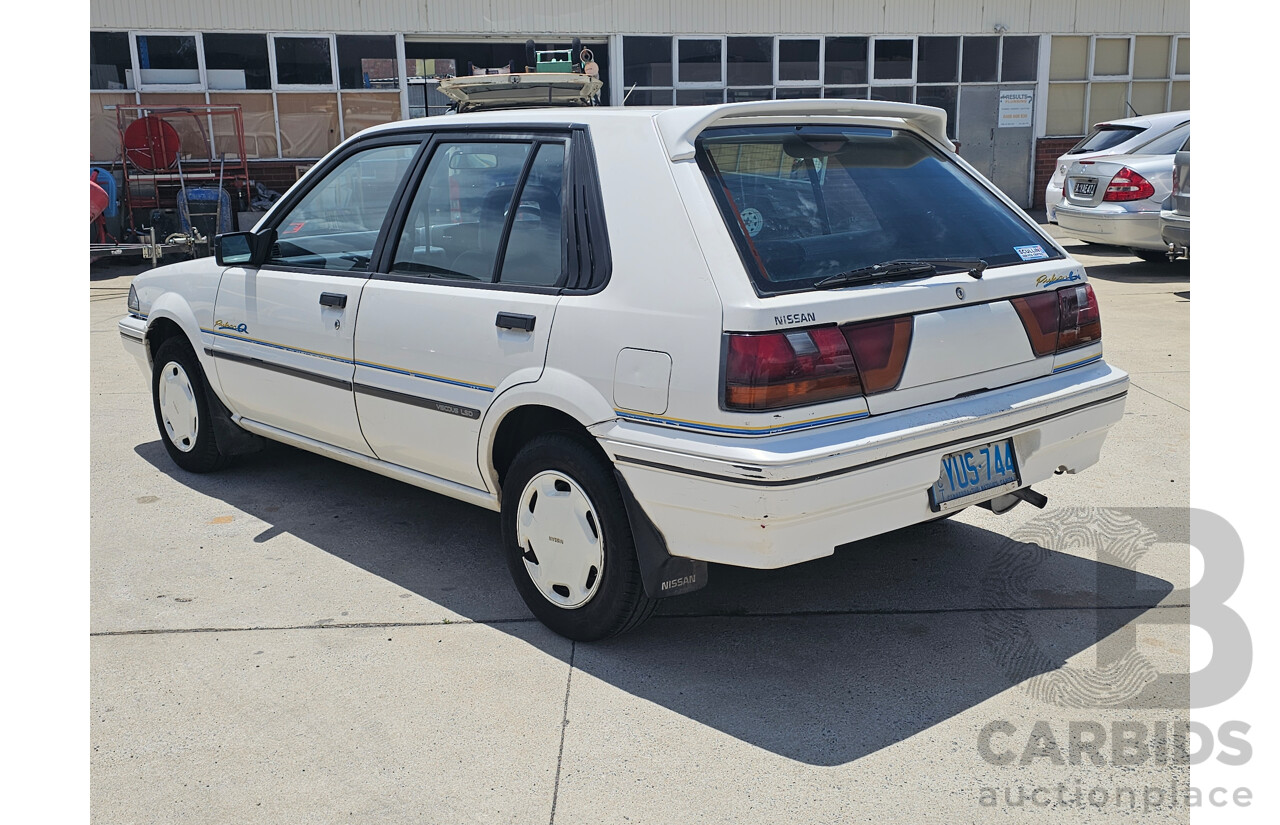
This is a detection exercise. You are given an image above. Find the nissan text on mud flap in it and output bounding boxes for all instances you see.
[120,99,1128,641]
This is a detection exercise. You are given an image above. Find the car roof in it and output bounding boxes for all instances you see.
[358,99,957,155]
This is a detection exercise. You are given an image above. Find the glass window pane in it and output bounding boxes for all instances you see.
[873,39,913,81]
[622,88,672,106]
[1175,38,1190,75]
[1129,82,1169,118]
[727,37,772,86]
[917,37,958,83]
[392,142,533,281]
[210,92,278,158]
[870,86,912,103]
[91,32,134,90]
[137,35,199,85]
[823,86,867,100]
[277,93,339,157]
[1000,36,1038,82]
[677,88,725,105]
[1133,36,1170,80]
[727,87,773,103]
[342,92,402,139]
[678,39,722,84]
[91,93,135,161]
[1050,36,1088,81]
[136,94,211,159]
[500,144,567,287]
[1087,82,1129,126]
[961,37,998,83]
[696,125,1060,295]
[1046,83,1086,135]
[337,35,398,90]
[779,40,820,82]
[915,86,957,139]
[272,143,418,271]
[1171,80,1189,110]
[623,36,672,87]
[203,33,271,90]
[1093,38,1130,76]
[825,37,868,85]
[775,87,820,100]
[275,36,333,85]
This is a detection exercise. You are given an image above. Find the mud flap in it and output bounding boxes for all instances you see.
[203,383,266,456]
[613,469,708,598]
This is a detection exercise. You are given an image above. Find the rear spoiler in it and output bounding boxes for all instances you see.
[655,99,954,160]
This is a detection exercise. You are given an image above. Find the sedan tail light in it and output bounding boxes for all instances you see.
[1011,284,1102,357]
[1102,167,1156,202]
[724,317,913,411]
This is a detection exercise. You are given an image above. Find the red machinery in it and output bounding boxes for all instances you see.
[111,103,253,250]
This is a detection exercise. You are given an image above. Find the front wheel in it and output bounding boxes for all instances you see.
[151,336,231,473]
[500,433,656,641]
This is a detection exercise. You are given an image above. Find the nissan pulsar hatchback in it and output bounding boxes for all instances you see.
[120,100,1129,640]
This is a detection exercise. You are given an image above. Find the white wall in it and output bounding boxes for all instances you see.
[91,0,1189,36]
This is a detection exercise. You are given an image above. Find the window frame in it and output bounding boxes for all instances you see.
[1089,35,1134,81]
[270,33,339,90]
[132,31,206,92]
[674,36,725,89]
[869,37,916,85]
[775,37,824,86]
[256,132,429,279]
[371,124,610,295]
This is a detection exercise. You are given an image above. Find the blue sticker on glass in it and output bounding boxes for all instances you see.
[1014,244,1049,261]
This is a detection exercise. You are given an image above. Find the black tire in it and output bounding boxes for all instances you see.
[500,433,657,641]
[151,336,231,473]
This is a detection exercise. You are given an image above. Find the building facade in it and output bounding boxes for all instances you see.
[90,1,1189,209]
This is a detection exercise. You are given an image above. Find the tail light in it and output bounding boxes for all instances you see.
[1011,284,1102,357]
[1171,164,1182,197]
[724,317,912,411]
[1103,167,1156,202]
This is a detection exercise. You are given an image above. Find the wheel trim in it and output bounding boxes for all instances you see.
[158,360,199,452]
[516,471,604,609]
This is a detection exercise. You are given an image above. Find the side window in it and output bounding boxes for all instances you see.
[498,143,566,287]
[269,143,418,272]
[1133,123,1190,156]
[391,139,568,287]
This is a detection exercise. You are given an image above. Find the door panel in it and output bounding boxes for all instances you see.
[210,140,421,454]
[212,270,371,454]
[354,137,569,489]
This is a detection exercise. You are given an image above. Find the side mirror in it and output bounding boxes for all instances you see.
[215,229,276,267]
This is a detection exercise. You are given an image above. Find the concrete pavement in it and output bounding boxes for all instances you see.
[90,227,1192,823]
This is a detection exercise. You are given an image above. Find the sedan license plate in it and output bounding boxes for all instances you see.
[1073,180,1097,197]
[929,439,1020,512]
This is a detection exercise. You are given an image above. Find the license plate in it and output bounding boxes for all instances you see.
[929,438,1020,512]
[1073,180,1097,196]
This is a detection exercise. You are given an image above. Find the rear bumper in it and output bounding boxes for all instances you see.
[1160,211,1190,247]
[1056,204,1163,250]
[593,361,1128,569]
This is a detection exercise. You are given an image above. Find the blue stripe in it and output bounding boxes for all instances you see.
[354,360,494,393]
[1053,354,1102,373]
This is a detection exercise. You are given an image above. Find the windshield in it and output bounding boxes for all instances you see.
[1068,124,1144,154]
[696,125,1059,295]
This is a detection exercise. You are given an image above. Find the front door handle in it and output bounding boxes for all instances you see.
[496,312,536,332]
[320,292,347,309]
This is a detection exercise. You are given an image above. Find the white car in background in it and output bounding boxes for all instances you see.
[119,99,1129,641]
[1055,129,1191,262]
[1045,110,1189,223]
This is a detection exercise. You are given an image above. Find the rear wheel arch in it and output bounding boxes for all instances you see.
[489,405,600,491]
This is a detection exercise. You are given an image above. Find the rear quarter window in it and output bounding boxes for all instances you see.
[696,125,1059,295]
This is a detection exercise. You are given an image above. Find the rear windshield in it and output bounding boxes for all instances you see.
[696,125,1059,295]
[1068,124,1144,154]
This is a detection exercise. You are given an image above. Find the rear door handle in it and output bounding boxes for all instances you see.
[496,312,535,332]
[320,292,347,309]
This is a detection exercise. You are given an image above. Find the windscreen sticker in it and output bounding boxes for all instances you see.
[282,221,306,234]
[1015,244,1050,261]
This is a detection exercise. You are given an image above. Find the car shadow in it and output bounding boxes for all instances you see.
[134,439,1177,767]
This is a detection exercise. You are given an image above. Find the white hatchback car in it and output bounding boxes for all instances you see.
[1045,110,1189,223]
[121,100,1129,640]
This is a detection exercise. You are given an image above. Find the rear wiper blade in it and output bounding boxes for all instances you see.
[812,258,988,290]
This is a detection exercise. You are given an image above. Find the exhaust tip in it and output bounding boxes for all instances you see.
[1012,486,1049,509]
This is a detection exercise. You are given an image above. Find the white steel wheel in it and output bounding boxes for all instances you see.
[516,470,605,609]
[157,360,200,452]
